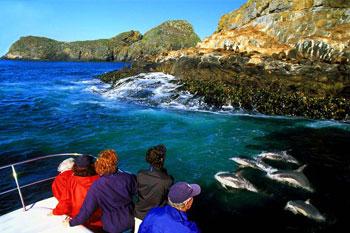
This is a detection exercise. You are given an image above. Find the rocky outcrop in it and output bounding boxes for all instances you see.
[100,49,350,120]
[126,20,201,60]
[3,20,200,61]
[99,0,350,120]
[199,0,350,63]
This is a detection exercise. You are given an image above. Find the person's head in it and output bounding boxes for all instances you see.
[95,149,119,176]
[146,144,167,169]
[168,182,201,212]
[57,158,75,173]
[73,155,96,177]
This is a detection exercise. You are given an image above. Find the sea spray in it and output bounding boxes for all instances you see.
[89,72,208,111]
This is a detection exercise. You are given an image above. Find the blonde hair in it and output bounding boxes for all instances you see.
[168,198,186,209]
[95,149,119,176]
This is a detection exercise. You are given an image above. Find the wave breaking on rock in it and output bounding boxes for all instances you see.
[91,72,210,111]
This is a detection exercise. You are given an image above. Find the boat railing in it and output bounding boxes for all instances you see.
[0,153,83,212]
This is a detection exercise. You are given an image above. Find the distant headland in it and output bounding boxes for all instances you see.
[3,20,200,62]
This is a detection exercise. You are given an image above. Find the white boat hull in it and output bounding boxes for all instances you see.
[0,197,92,233]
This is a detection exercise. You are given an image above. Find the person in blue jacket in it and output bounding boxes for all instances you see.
[68,149,137,233]
[138,181,201,233]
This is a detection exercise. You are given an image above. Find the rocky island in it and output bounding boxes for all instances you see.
[3,20,200,62]
[100,0,350,120]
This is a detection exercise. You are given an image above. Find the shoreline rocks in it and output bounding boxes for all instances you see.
[99,0,349,120]
[99,49,350,120]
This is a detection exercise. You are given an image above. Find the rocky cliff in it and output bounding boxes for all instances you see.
[100,0,350,120]
[3,20,200,61]
[199,0,350,63]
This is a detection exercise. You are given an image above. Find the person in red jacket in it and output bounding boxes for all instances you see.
[51,155,102,230]
[52,158,74,201]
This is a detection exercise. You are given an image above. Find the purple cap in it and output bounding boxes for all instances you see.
[168,182,201,204]
[75,155,94,168]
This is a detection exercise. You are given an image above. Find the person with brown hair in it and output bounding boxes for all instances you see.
[134,144,174,232]
[52,155,102,230]
[69,149,137,233]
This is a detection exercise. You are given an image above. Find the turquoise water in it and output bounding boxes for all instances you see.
[0,60,349,232]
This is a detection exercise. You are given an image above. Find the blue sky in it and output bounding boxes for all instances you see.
[0,0,246,56]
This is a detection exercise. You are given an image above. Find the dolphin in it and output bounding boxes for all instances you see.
[214,171,258,193]
[285,200,326,222]
[266,165,314,192]
[229,157,278,173]
[258,151,300,165]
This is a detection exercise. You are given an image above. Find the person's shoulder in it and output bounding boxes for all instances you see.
[61,170,73,177]
[137,169,150,176]
[157,168,173,180]
[150,168,172,179]
[118,170,136,180]
[147,206,165,216]
[183,220,200,233]
[162,172,173,181]
[158,171,173,185]
[136,169,150,181]
[68,175,79,184]
[89,176,104,188]
[54,170,72,183]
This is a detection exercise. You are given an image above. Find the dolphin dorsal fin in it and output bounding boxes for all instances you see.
[305,199,311,204]
[296,164,307,172]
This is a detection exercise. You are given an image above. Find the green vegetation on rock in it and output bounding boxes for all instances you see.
[127,20,201,60]
[4,20,200,61]
[5,31,141,61]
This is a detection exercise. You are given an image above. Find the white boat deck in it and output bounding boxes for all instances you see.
[0,197,92,233]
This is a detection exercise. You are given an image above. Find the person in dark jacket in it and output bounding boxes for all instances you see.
[134,145,173,232]
[68,149,137,233]
[138,181,201,233]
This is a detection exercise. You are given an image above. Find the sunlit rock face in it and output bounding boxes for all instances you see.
[105,1,350,120]
[198,0,350,63]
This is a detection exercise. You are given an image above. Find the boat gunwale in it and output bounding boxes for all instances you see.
[0,153,83,211]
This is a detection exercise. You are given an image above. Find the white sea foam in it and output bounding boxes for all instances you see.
[81,72,350,127]
[304,120,350,129]
[56,86,80,90]
[88,72,208,111]
[72,79,102,85]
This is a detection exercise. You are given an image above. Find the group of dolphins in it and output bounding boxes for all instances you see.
[214,151,326,222]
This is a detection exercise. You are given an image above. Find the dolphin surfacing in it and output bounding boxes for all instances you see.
[285,200,326,222]
[230,157,277,173]
[214,171,258,193]
[267,165,314,192]
[258,151,300,165]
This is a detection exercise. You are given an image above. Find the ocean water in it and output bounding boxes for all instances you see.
[0,60,349,233]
